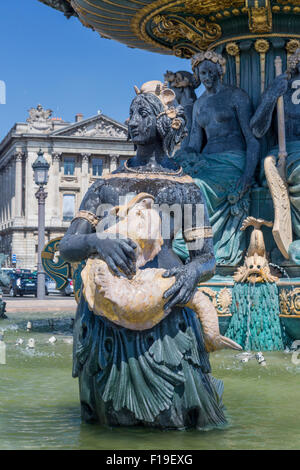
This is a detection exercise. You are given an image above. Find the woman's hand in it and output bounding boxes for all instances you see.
[162,262,200,311]
[89,235,137,278]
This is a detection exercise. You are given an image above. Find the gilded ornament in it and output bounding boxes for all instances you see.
[279,288,300,316]
[151,15,222,52]
[183,0,243,15]
[226,42,240,86]
[233,217,278,284]
[286,39,300,55]
[254,38,270,54]
[246,0,272,33]
[198,287,233,316]
[217,288,233,315]
[255,39,270,92]
[226,42,239,56]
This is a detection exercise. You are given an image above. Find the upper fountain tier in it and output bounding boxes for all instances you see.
[39,1,300,58]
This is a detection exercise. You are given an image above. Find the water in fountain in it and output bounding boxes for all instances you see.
[226,282,286,351]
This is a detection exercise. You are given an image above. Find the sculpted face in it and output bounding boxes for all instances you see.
[128,95,158,145]
[197,60,220,90]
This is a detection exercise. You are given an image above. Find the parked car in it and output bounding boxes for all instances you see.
[9,273,37,297]
[45,276,60,295]
[45,276,74,296]
[63,279,74,296]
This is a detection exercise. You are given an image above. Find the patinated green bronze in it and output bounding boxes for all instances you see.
[174,51,260,266]
[57,81,235,429]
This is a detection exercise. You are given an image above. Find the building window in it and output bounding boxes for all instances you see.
[92,158,103,176]
[64,157,75,175]
[63,194,75,221]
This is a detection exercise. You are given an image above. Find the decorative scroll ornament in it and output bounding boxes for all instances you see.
[41,238,71,290]
[234,217,278,283]
[42,237,85,304]
[246,0,272,33]
[279,288,300,316]
[151,15,222,56]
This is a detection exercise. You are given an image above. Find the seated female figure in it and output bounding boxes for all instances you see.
[175,51,260,266]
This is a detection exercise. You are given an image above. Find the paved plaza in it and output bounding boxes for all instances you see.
[3,295,76,314]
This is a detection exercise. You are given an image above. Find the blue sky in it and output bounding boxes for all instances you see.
[0,0,192,139]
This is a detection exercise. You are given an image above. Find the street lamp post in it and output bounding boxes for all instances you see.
[32,150,49,300]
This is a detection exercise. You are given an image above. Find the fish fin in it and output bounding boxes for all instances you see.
[205,335,243,352]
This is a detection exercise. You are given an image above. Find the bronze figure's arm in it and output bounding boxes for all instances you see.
[250,73,288,138]
[233,90,260,192]
[184,100,204,152]
[59,182,137,278]
[163,187,215,310]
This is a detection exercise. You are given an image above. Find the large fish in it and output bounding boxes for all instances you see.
[82,193,242,352]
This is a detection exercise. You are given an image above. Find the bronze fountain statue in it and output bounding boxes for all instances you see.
[58,80,240,429]
[174,50,260,266]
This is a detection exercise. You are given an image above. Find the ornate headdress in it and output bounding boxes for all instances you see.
[133,80,182,129]
[287,48,300,75]
[191,50,226,76]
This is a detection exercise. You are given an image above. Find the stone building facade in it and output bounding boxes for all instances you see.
[0,105,134,269]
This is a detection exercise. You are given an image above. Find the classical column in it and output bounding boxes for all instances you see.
[2,166,6,223]
[109,154,119,173]
[14,151,23,223]
[5,161,11,222]
[81,153,90,196]
[51,152,62,226]
[9,161,14,222]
